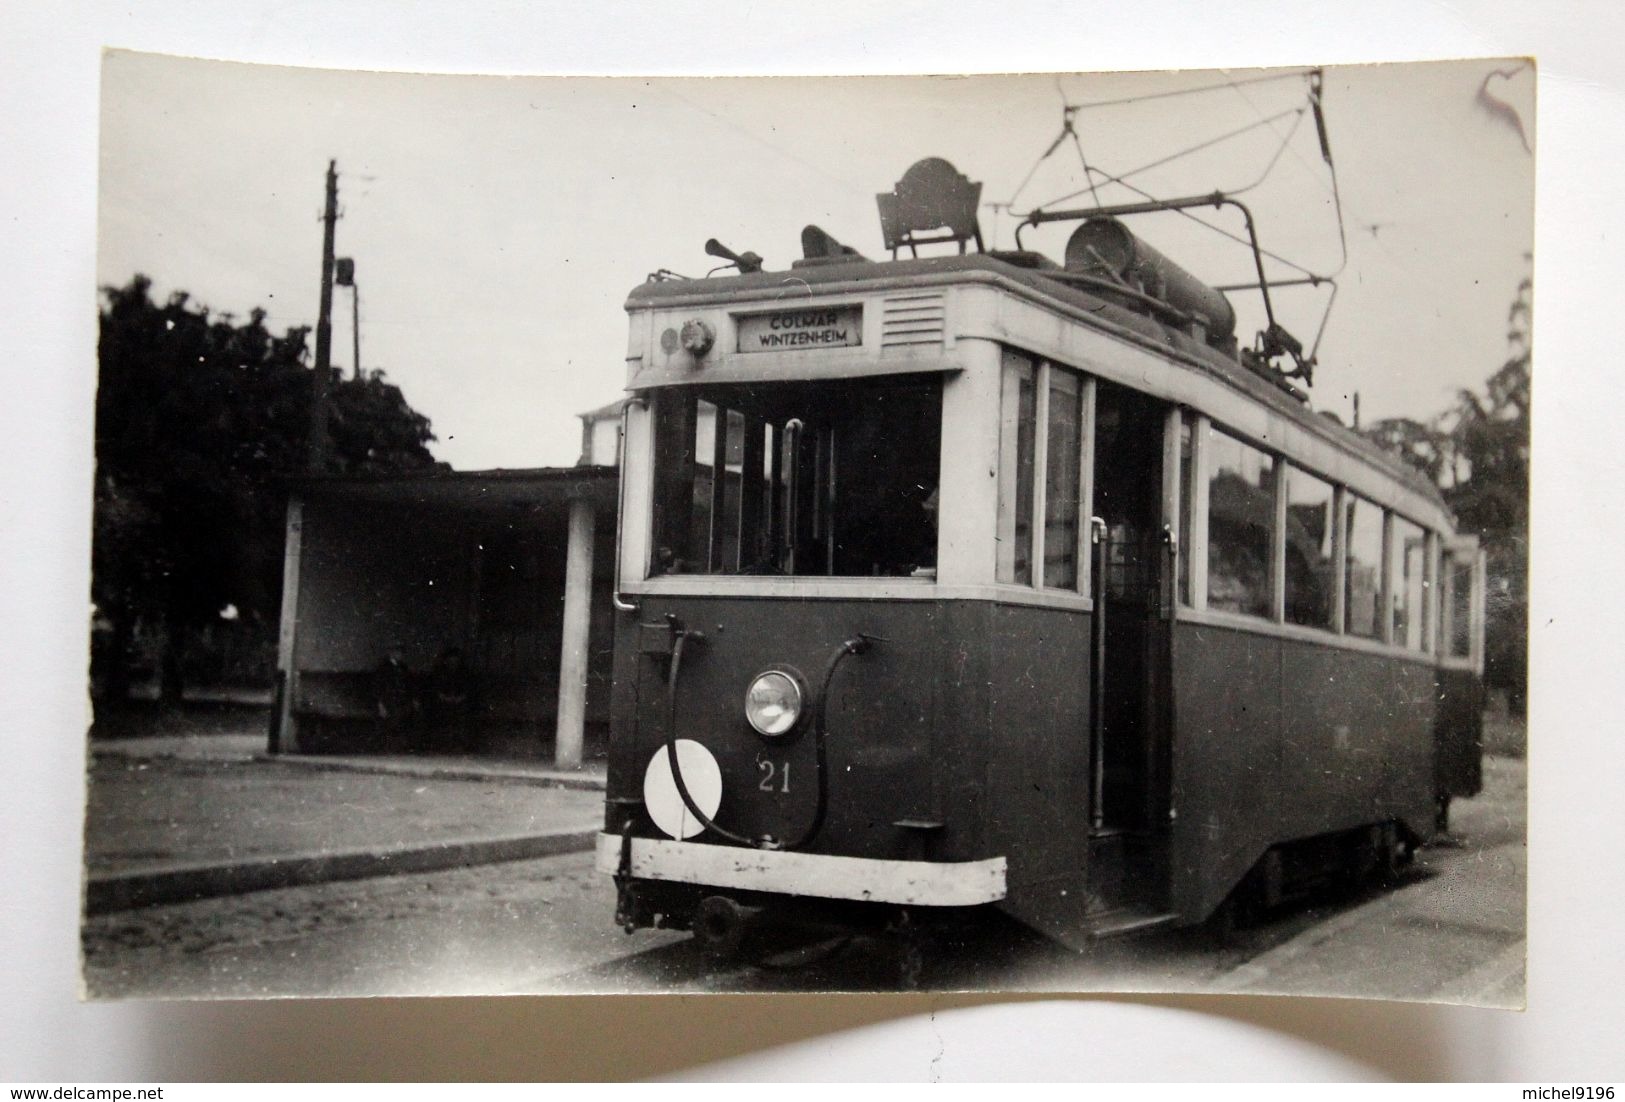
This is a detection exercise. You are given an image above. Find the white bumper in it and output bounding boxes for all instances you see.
[595,833,1007,907]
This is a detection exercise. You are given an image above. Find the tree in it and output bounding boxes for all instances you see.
[92,275,442,705]
[1360,415,1448,483]
[1444,274,1530,716]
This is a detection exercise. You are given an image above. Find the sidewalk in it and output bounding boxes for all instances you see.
[84,730,608,914]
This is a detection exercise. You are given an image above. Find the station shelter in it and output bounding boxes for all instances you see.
[272,462,618,769]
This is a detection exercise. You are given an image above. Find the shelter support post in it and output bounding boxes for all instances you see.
[554,497,596,769]
[273,496,304,754]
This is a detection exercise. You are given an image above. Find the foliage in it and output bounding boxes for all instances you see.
[92,274,442,702]
[1358,416,1448,483]
[1446,276,1530,715]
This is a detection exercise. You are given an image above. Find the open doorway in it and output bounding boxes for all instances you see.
[1091,380,1174,834]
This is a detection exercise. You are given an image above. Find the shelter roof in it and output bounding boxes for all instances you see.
[294,466,617,518]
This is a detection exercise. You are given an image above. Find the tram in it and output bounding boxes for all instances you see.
[593,154,1487,959]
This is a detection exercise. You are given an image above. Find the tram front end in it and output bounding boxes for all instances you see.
[594,269,1019,954]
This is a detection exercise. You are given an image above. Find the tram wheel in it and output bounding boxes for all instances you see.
[886,908,928,990]
[1259,849,1286,911]
[1377,823,1410,884]
[1209,874,1261,945]
[694,895,759,961]
[896,939,925,990]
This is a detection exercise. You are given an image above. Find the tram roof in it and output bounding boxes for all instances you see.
[626,253,1448,514]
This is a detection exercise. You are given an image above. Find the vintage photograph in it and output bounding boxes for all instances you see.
[83,54,1532,1003]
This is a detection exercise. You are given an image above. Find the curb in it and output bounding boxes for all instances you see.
[260,753,608,791]
[85,828,600,914]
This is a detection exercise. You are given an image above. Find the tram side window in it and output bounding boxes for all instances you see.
[997,352,1091,591]
[1446,553,1473,658]
[1391,516,1429,651]
[1205,427,1275,619]
[997,352,1038,585]
[648,378,942,578]
[1343,495,1384,639]
[1284,466,1337,630]
[1178,416,1193,606]
[1044,369,1084,589]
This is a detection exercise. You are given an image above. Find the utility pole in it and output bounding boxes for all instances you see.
[307,159,339,473]
[351,281,361,381]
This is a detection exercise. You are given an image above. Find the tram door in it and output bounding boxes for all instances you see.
[1089,381,1175,837]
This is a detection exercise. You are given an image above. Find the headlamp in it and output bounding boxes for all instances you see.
[745,668,805,738]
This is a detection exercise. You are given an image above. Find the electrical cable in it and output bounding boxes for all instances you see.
[1309,71,1352,281]
[1218,68,1350,367]
[1226,69,1350,277]
[1025,107,1304,214]
[658,624,875,853]
[781,635,874,853]
[1067,131,1104,210]
[661,627,758,848]
[1058,68,1317,114]
[1043,159,1325,281]
[1025,71,1341,284]
[1228,107,1308,197]
[1005,108,1075,214]
[1010,67,1354,383]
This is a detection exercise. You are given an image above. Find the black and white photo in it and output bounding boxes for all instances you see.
[81,55,1532,1006]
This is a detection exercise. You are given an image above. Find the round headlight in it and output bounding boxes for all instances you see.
[745,669,804,738]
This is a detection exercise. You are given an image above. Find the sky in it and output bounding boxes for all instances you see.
[97,55,1535,471]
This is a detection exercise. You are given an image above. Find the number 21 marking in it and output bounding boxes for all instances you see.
[758,760,791,793]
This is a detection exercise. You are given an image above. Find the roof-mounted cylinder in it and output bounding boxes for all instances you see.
[1065,218,1236,343]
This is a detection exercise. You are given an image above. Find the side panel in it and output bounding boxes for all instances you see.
[928,601,996,867]
[983,603,1095,935]
[1168,621,1438,920]
[1167,623,1282,920]
[1435,667,1485,800]
[1278,639,1435,836]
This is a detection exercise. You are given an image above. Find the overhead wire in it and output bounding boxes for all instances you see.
[1221,68,1353,363]
[1226,69,1350,277]
[1000,67,1364,383]
[1057,68,1318,114]
[1021,106,1306,214]
[1018,70,1343,287]
[1229,107,1307,197]
[1056,153,1325,280]
[1067,130,1103,210]
[1004,80,1092,215]
[1005,130,1064,214]
[1310,73,1352,284]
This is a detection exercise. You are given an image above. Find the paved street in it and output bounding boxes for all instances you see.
[82,756,1524,1004]
[82,731,608,912]
[85,754,603,877]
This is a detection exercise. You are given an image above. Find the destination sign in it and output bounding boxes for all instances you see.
[736,306,862,353]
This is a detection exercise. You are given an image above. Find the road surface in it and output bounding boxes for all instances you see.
[82,757,1524,1004]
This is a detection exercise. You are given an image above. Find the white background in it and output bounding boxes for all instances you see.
[3,0,1621,1082]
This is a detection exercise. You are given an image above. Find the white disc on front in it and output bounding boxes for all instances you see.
[643,739,723,840]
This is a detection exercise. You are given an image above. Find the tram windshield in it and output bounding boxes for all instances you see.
[647,375,942,578]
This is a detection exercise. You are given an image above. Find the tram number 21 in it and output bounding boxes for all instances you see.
[758,759,791,793]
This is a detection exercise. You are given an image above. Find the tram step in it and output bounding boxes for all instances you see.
[1085,908,1181,941]
[1086,831,1165,913]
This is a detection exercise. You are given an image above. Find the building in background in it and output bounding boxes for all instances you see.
[274,454,618,769]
